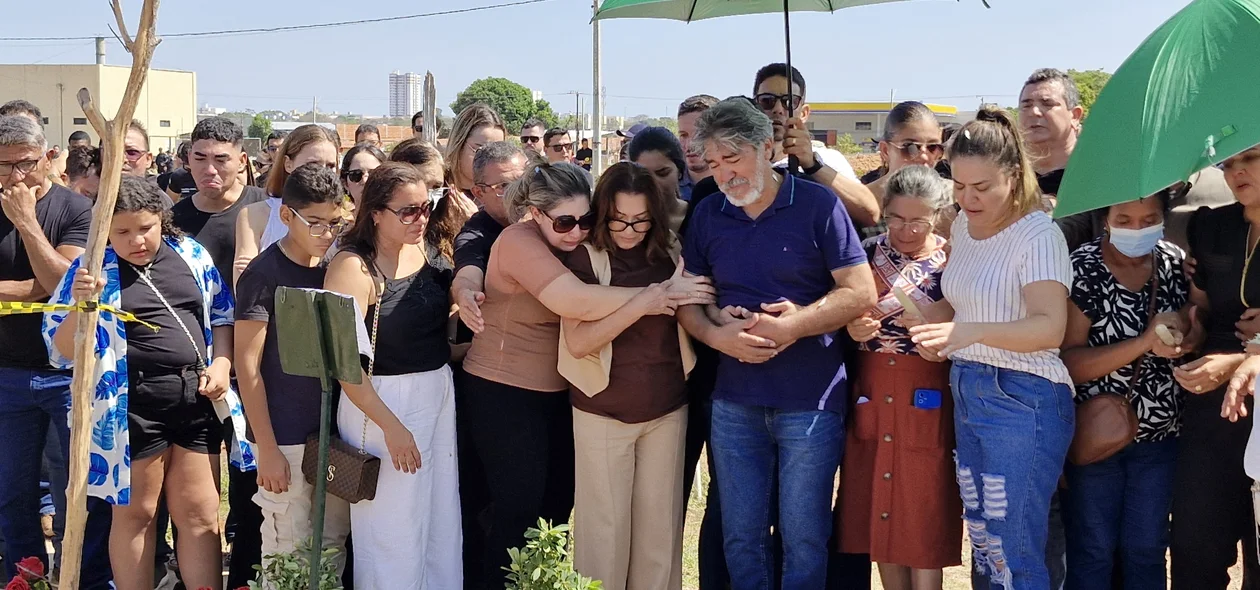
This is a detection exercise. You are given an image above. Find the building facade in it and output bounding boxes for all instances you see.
[805,101,959,149]
[0,64,196,152]
[389,71,423,118]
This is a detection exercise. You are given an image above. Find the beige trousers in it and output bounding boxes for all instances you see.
[251,443,352,581]
[572,405,688,590]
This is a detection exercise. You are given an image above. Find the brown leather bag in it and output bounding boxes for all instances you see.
[1068,257,1160,466]
[302,270,384,503]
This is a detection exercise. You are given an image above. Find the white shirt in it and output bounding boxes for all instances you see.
[774,144,859,182]
[942,210,1074,385]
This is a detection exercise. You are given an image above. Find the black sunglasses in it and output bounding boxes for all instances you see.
[607,218,653,234]
[753,92,802,112]
[542,210,596,233]
[549,142,574,154]
[520,136,542,144]
[343,169,369,183]
[889,142,945,159]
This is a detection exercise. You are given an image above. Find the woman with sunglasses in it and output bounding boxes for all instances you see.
[865,102,945,202]
[233,124,339,285]
[324,161,462,588]
[561,163,698,590]
[837,165,959,590]
[341,142,387,208]
[460,162,712,588]
[390,137,470,271]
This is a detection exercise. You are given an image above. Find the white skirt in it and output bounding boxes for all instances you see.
[336,364,462,590]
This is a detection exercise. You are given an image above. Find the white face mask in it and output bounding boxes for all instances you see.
[1108,223,1164,258]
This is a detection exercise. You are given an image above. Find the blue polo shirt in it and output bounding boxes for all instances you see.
[683,174,866,413]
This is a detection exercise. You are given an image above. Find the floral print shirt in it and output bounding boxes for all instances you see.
[856,234,948,355]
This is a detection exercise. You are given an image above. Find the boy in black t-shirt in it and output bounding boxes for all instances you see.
[234,163,351,573]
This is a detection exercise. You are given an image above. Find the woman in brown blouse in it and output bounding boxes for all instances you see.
[561,163,696,590]
[837,165,960,590]
[459,162,712,589]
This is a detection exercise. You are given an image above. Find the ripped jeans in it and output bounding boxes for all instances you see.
[950,361,1074,590]
[711,399,843,590]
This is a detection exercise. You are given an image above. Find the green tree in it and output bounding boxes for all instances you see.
[1066,69,1112,117]
[247,114,273,139]
[832,133,863,155]
[451,77,557,132]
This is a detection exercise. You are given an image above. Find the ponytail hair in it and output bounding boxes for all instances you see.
[947,106,1041,223]
[504,162,592,223]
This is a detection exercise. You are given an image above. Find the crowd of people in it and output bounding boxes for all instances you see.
[0,60,1258,590]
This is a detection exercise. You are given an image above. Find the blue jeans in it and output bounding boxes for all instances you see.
[972,493,1067,590]
[951,361,1074,590]
[710,399,843,590]
[1063,437,1177,590]
[0,367,113,588]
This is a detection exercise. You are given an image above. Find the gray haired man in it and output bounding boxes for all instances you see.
[0,114,114,586]
[676,98,876,590]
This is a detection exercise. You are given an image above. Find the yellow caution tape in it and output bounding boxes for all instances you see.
[0,301,159,332]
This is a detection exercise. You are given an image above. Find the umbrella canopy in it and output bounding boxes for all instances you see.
[594,0,909,21]
[1055,0,1260,218]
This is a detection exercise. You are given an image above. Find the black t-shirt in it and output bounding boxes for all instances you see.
[0,184,92,369]
[119,240,207,372]
[163,168,199,200]
[368,262,452,376]
[1040,168,1105,252]
[1189,203,1260,354]
[453,210,506,274]
[576,147,593,170]
[170,186,268,296]
[236,243,329,445]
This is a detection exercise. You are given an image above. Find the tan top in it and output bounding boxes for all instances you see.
[464,222,571,392]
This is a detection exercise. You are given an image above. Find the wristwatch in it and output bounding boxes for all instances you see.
[802,152,824,175]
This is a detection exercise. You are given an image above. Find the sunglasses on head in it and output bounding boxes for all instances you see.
[889,142,945,159]
[542,209,596,233]
[343,169,369,183]
[753,92,802,112]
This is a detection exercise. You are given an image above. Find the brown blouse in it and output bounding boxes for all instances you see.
[565,243,687,423]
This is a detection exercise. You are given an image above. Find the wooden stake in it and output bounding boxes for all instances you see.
[57,2,160,588]
[422,72,437,146]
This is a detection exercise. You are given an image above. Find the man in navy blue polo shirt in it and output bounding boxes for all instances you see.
[677,97,877,590]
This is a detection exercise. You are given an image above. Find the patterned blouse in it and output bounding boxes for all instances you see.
[42,236,256,505]
[856,234,948,355]
[1069,238,1189,441]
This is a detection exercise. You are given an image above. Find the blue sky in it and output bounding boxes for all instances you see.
[1,0,1193,119]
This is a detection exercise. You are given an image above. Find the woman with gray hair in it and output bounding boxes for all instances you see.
[837,165,961,590]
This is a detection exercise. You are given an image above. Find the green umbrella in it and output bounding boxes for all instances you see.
[1055,0,1260,218]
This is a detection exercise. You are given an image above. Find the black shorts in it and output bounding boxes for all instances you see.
[129,366,222,461]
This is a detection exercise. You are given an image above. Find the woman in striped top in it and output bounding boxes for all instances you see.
[908,107,1074,590]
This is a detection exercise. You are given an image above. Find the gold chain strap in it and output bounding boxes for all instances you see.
[359,263,383,456]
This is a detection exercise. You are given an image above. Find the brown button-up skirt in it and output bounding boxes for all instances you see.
[835,351,962,569]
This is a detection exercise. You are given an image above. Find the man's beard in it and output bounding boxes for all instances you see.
[722,164,767,207]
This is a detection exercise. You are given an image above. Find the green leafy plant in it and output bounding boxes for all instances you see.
[247,538,343,590]
[504,519,602,590]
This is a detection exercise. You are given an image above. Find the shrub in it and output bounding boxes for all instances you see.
[247,538,343,590]
[504,519,602,590]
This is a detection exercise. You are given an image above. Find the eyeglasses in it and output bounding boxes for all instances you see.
[753,92,802,112]
[549,142,574,154]
[520,136,542,144]
[412,125,424,133]
[382,188,447,225]
[542,209,596,233]
[607,218,653,233]
[889,142,945,159]
[0,159,41,176]
[474,180,514,196]
[884,217,934,234]
[343,169,370,183]
[124,148,147,162]
[288,206,348,237]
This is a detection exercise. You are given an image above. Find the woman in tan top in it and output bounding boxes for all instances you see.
[460,162,712,588]
[562,163,695,590]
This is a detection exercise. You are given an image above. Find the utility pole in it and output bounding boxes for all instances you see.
[312,96,317,124]
[592,0,603,175]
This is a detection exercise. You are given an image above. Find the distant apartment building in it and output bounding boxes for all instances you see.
[389,71,423,118]
[0,63,196,151]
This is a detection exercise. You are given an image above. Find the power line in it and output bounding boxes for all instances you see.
[0,0,554,42]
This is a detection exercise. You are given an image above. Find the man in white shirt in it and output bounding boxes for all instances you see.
[751,63,880,228]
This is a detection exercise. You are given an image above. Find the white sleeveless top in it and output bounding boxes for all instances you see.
[259,196,288,252]
[941,211,1074,385]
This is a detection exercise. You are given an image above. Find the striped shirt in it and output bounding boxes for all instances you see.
[942,211,1074,385]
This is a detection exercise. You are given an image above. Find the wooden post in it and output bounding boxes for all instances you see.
[58,2,160,588]
[422,72,437,146]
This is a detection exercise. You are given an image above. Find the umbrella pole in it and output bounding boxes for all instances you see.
[783,0,800,174]
[308,372,332,590]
